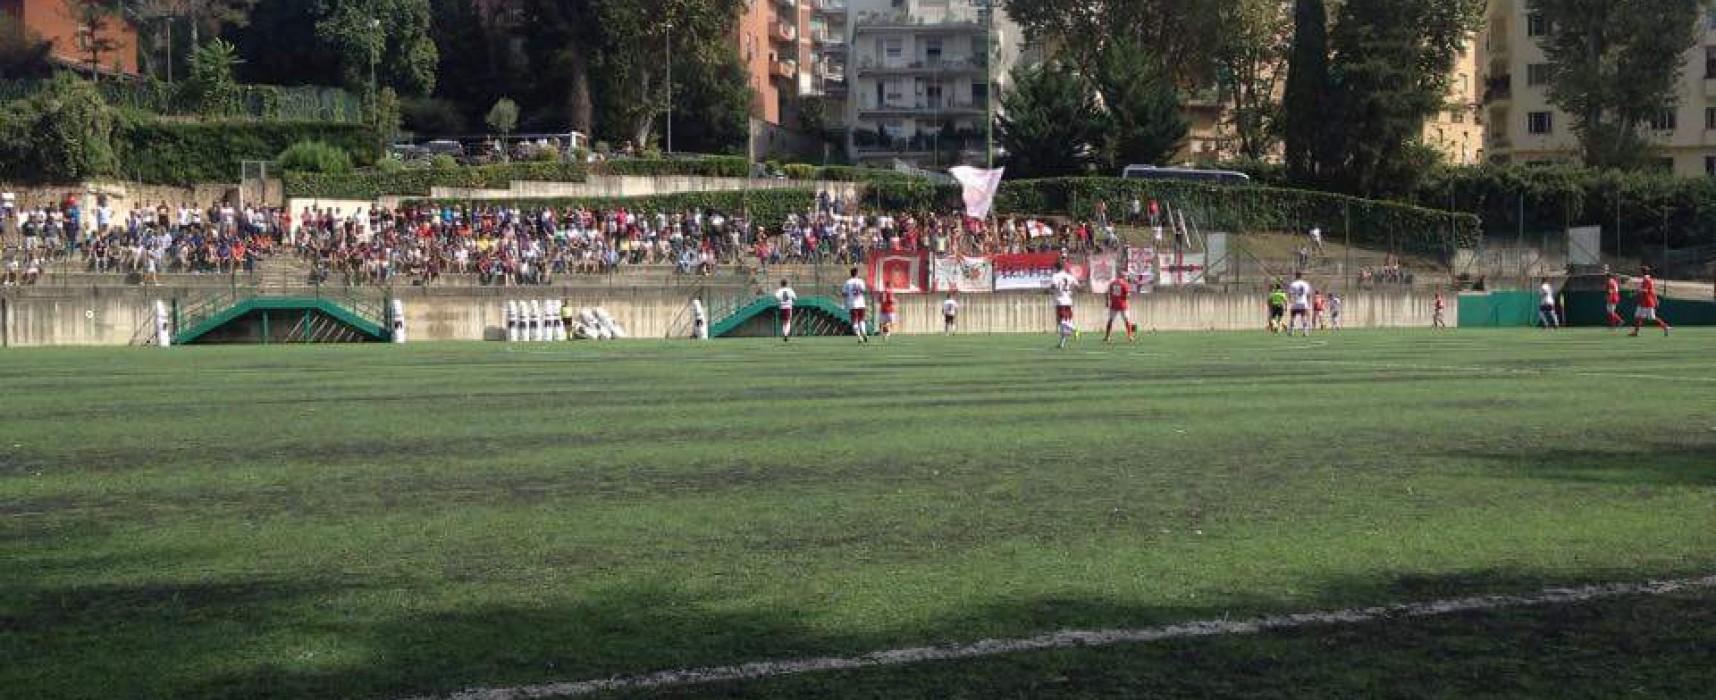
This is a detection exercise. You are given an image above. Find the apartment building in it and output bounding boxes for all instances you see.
[737,0,815,126]
[1424,37,1483,166]
[0,0,139,76]
[841,0,1023,166]
[1480,0,1716,176]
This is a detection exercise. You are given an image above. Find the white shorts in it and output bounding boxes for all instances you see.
[1635,306,1657,321]
[1107,309,1131,322]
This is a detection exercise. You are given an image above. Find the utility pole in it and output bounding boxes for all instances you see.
[984,0,995,169]
[666,22,675,155]
[369,18,381,124]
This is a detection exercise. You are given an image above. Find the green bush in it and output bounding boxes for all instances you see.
[404,188,817,227]
[117,121,377,185]
[283,161,588,199]
[591,156,749,178]
[0,72,119,183]
[277,140,354,174]
[1415,164,1716,253]
[859,177,1481,256]
[780,163,920,183]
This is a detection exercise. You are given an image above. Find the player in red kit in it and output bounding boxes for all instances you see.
[1104,278,1136,343]
[1629,265,1671,336]
[1604,271,1624,330]
[878,287,898,340]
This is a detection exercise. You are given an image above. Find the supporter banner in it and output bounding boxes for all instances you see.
[931,256,995,293]
[949,166,1005,219]
[1157,252,1208,286]
[1126,247,1157,290]
[1087,254,1119,295]
[868,251,927,293]
[993,252,1062,291]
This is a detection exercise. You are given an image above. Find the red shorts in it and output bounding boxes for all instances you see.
[1056,305,1074,322]
[1109,303,1129,313]
[851,308,867,323]
[779,308,793,324]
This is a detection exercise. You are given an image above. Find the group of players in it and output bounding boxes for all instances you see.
[702,263,1676,344]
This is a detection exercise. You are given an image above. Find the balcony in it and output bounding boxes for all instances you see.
[769,20,798,44]
[813,30,846,48]
[1483,75,1512,103]
[858,99,985,117]
[853,9,986,32]
[770,59,798,79]
[815,0,847,14]
[776,0,797,8]
[856,56,983,74]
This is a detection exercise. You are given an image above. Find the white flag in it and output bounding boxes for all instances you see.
[949,166,1005,219]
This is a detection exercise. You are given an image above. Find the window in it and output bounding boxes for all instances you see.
[971,81,988,100]
[925,36,943,62]
[1526,13,1548,37]
[1527,63,1553,86]
[1648,110,1677,132]
[1707,46,1716,79]
[885,37,903,60]
[1451,109,1465,124]
[1707,107,1716,130]
[1707,156,1716,177]
[1527,111,1552,134]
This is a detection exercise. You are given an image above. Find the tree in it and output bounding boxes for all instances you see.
[63,0,122,78]
[996,61,1105,178]
[1324,0,1483,197]
[1091,37,1188,168]
[313,0,439,97]
[518,0,600,135]
[1003,0,1223,88]
[590,0,744,150]
[486,97,520,158]
[1531,0,1714,169]
[181,37,243,116]
[1212,0,1290,161]
[668,50,753,155]
[1283,0,1331,184]
[0,11,53,79]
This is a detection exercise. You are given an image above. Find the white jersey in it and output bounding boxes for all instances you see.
[1329,297,1343,315]
[942,298,960,316]
[1288,280,1312,310]
[691,300,706,322]
[843,277,868,310]
[1050,271,1079,307]
[1540,283,1555,307]
[774,287,797,310]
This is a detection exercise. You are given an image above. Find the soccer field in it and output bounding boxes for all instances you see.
[4,330,1714,700]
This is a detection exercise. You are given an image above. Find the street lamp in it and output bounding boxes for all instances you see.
[665,21,675,155]
[368,18,381,124]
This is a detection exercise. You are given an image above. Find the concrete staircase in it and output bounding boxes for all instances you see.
[255,257,314,291]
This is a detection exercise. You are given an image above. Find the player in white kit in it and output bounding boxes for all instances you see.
[1050,261,1080,349]
[941,293,960,334]
[841,267,870,343]
[774,279,797,342]
[1287,272,1314,337]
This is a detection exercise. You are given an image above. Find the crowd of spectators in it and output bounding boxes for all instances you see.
[3,191,1125,288]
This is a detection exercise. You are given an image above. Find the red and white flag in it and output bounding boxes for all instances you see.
[949,166,1005,219]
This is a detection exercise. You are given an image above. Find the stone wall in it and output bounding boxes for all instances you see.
[391,175,861,209]
[1,288,1448,347]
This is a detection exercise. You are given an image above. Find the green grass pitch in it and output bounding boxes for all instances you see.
[3,329,1714,699]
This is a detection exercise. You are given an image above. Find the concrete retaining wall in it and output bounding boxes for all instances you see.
[2,288,1448,347]
[398,175,861,208]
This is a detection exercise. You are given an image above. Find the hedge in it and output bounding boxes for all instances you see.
[861,178,1482,256]
[118,121,378,185]
[1414,164,1716,253]
[780,163,922,183]
[404,188,819,228]
[590,156,750,178]
[284,162,588,199]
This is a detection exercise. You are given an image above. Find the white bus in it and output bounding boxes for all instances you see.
[1121,165,1252,185]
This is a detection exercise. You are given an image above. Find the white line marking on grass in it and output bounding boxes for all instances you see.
[398,574,1716,700]
[1299,359,1716,384]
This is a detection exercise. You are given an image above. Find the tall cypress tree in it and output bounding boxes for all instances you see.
[1282,0,1329,185]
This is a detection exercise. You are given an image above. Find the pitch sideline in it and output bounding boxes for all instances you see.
[399,574,1716,700]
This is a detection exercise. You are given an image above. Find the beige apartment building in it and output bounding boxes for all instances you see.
[1480,0,1716,176]
[1424,38,1484,166]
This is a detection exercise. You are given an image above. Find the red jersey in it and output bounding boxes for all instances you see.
[880,291,897,314]
[1605,278,1621,304]
[1640,276,1659,308]
[1434,296,1447,310]
[1107,280,1131,311]
[1313,294,1326,312]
